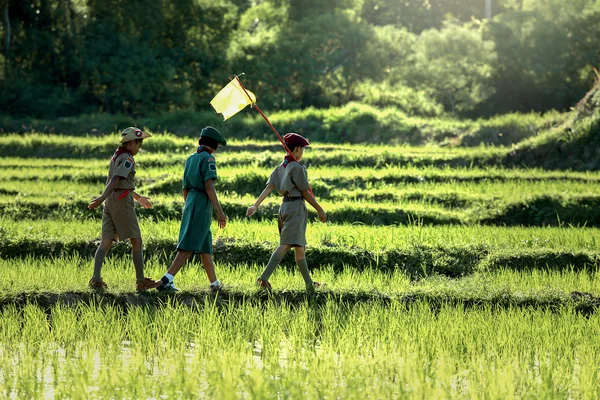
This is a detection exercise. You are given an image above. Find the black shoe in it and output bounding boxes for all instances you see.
[156,281,179,292]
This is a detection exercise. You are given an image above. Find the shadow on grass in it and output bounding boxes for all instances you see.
[2,288,599,316]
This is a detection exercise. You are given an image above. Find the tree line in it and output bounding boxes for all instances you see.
[1,0,599,118]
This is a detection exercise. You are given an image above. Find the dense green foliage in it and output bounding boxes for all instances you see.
[0,102,566,146]
[1,0,599,119]
[0,102,596,161]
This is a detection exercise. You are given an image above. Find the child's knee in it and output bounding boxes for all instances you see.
[100,238,113,251]
[177,251,193,262]
[276,245,291,255]
[130,237,143,250]
[294,246,305,259]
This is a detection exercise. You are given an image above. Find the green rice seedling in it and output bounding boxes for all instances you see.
[1,297,600,398]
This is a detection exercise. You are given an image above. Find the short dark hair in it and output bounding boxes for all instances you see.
[285,143,298,153]
[199,136,219,150]
[122,139,143,148]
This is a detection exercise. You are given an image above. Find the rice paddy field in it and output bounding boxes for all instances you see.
[1,133,600,398]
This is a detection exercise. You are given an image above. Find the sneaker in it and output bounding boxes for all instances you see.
[256,278,272,291]
[88,278,108,289]
[136,277,157,291]
[156,281,179,292]
[209,280,224,292]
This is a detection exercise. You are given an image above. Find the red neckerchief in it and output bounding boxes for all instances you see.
[111,147,131,161]
[282,155,296,168]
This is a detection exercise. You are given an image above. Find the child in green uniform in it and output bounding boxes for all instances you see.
[88,127,156,291]
[246,133,327,290]
[152,126,228,292]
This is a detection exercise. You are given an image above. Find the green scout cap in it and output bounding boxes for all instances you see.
[120,127,151,143]
[200,126,227,146]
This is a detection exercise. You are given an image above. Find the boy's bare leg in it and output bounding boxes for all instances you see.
[200,253,218,283]
[260,244,291,282]
[153,250,192,288]
[151,251,193,289]
[92,238,113,281]
[129,237,145,282]
[293,246,313,286]
[166,251,193,277]
[294,246,305,261]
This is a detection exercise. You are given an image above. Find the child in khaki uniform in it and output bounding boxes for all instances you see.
[88,127,155,291]
[152,126,228,292]
[246,133,327,290]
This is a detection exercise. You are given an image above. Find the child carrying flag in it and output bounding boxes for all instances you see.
[87,127,155,291]
[152,127,227,292]
[246,133,327,290]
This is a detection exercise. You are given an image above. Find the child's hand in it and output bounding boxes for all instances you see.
[318,209,327,223]
[88,197,103,209]
[246,206,257,217]
[217,210,227,229]
[137,196,153,209]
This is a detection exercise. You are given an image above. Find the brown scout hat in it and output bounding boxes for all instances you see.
[283,133,310,148]
[120,127,152,143]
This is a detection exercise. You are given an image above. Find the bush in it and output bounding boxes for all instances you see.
[0,81,83,118]
[356,82,444,117]
[502,111,600,170]
[480,249,599,272]
[0,105,485,145]
[459,111,565,147]
[481,194,600,227]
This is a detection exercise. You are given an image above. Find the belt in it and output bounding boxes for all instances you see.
[283,196,303,202]
[114,188,131,199]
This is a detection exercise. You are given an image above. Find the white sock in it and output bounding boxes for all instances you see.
[164,273,174,283]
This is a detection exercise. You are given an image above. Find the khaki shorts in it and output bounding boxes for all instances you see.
[278,199,307,247]
[101,191,141,241]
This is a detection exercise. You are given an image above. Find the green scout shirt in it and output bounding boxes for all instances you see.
[182,150,218,191]
[267,162,309,197]
[107,153,136,190]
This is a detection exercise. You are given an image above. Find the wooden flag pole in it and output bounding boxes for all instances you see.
[233,76,296,161]
[233,75,314,196]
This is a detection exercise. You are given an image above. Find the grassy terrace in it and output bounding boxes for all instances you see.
[0,219,598,278]
[3,148,600,226]
[1,132,600,397]
[0,256,599,307]
[1,218,599,251]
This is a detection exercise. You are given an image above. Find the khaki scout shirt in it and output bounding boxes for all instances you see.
[267,162,309,197]
[107,153,136,190]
